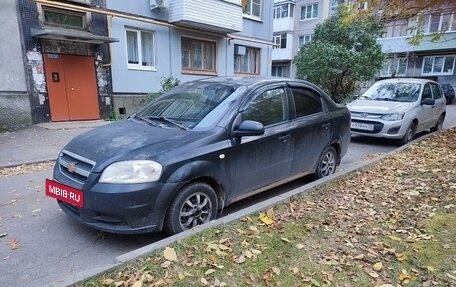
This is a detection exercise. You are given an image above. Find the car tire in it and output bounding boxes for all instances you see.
[430,115,444,132]
[399,122,416,145]
[313,146,337,179]
[164,183,218,235]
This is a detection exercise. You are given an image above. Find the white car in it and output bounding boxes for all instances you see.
[347,78,446,145]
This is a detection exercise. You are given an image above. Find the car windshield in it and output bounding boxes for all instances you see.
[360,82,421,102]
[136,81,238,130]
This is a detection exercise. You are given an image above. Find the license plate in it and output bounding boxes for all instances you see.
[351,122,374,131]
[45,179,84,207]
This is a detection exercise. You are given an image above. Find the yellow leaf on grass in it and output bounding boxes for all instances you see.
[281,237,292,243]
[236,255,246,264]
[259,214,274,225]
[388,235,402,242]
[132,280,143,287]
[296,244,305,249]
[426,266,435,272]
[178,272,185,280]
[200,277,209,285]
[163,247,177,261]
[266,208,274,218]
[373,262,383,271]
[399,269,410,281]
[396,253,407,261]
[101,278,115,285]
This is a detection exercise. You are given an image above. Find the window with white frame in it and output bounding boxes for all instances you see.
[242,0,262,19]
[380,58,408,76]
[271,65,289,77]
[300,3,319,20]
[181,38,216,73]
[330,0,344,17]
[298,34,312,49]
[273,33,287,49]
[234,45,260,75]
[383,19,408,38]
[422,55,455,75]
[126,29,155,69]
[273,3,294,19]
[422,12,456,33]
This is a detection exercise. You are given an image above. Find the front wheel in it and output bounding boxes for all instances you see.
[430,114,444,132]
[313,146,337,179]
[164,183,218,235]
[399,122,416,145]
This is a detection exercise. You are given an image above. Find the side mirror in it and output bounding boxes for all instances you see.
[233,120,264,137]
[421,98,435,105]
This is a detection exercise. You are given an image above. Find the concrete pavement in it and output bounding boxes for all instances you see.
[0,120,109,168]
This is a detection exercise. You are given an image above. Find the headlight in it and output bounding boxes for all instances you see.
[381,113,404,121]
[99,160,162,184]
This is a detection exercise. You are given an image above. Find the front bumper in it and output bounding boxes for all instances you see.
[54,168,181,234]
[350,117,410,139]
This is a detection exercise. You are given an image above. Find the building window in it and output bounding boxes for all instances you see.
[126,29,156,69]
[42,6,86,29]
[380,58,408,77]
[300,3,319,20]
[330,0,344,17]
[274,3,294,19]
[271,65,289,77]
[234,45,260,75]
[298,35,312,49]
[422,55,455,75]
[242,0,262,19]
[383,19,408,38]
[181,38,216,73]
[273,33,287,49]
[422,12,456,33]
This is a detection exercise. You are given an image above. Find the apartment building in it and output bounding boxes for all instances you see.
[1,0,273,129]
[272,0,343,78]
[106,0,274,117]
[378,4,456,88]
[272,0,456,90]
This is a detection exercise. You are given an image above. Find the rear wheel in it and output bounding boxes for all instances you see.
[430,114,444,132]
[399,122,416,145]
[164,183,217,235]
[313,146,337,179]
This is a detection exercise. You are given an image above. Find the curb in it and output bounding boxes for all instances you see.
[0,158,56,169]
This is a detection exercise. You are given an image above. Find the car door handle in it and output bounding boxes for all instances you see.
[278,134,290,142]
[322,123,332,130]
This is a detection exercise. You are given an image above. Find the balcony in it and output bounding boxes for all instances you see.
[168,0,243,34]
[273,17,294,33]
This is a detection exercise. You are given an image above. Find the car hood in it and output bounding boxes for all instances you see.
[347,99,414,114]
[62,119,202,171]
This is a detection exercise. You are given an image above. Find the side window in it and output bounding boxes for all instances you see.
[242,88,287,126]
[422,84,432,100]
[430,84,443,99]
[291,87,323,117]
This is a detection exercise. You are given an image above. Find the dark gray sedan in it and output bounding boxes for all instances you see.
[46,77,351,235]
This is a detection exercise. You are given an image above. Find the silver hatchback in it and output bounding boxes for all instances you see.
[347,78,446,145]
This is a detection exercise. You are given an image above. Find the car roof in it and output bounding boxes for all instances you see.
[196,76,317,89]
[376,78,438,85]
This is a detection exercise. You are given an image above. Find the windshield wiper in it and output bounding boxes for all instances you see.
[150,116,188,130]
[374,98,392,101]
[133,114,156,126]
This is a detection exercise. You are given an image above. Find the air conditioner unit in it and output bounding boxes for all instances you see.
[150,0,168,11]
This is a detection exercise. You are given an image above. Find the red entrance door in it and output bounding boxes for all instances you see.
[44,54,100,121]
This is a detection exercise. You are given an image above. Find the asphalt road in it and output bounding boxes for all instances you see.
[1,104,455,287]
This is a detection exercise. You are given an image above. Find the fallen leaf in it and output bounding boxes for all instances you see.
[373,262,383,271]
[0,232,7,238]
[163,247,177,261]
[368,272,379,278]
[7,238,19,250]
[161,261,171,268]
[272,267,280,275]
[236,255,246,264]
[396,253,407,261]
[132,281,143,287]
[259,214,274,225]
[281,237,292,243]
[200,277,208,285]
[101,278,115,285]
[205,269,216,275]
